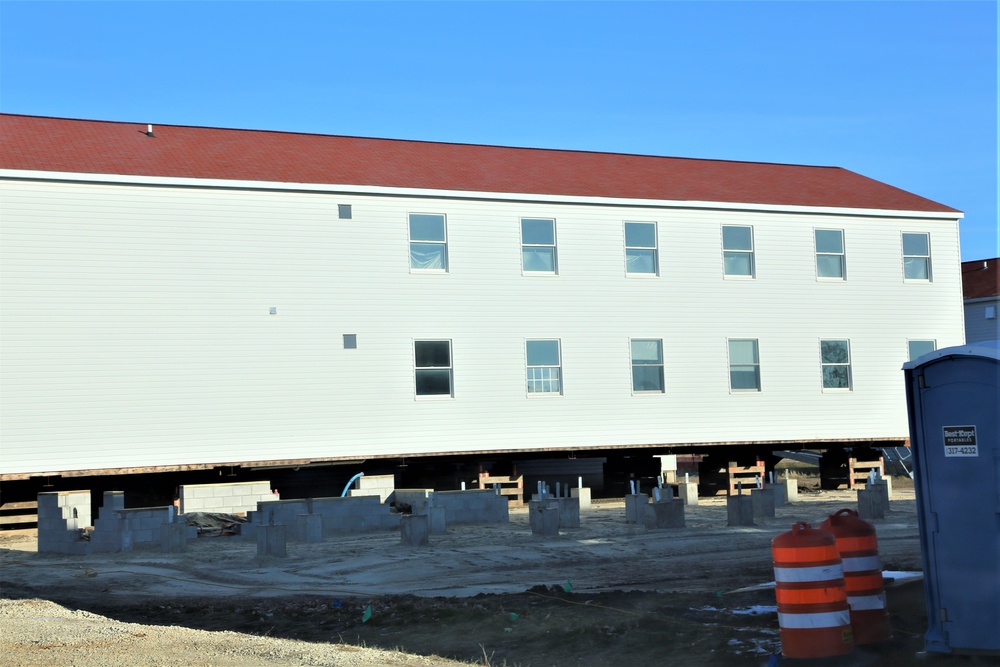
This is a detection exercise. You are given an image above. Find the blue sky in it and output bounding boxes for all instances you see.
[2,1,996,261]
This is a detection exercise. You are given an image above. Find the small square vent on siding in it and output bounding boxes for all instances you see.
[338,204,352,219]
[343,334,358,349]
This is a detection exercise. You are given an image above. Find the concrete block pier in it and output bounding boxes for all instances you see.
[400,514,430,546]
[644,498,685,529]
[726,494,755,527]
[529,501,560,536]
[625,493,649,524]
[257,524,287,558]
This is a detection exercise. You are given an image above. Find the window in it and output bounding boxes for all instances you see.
[820,339,852,390]
[414,340,452,396]
[625,222,658,275]
[908,339,936,361]
[728,339,761,391]
[815,229,845,279]
[409,213,448,271]
[526,339,561,394]
[521,218,557,273]
[338,204,352,219]
[902,232,931,280]
[723,225,755,277]
[630,339,664,392]
[343,334,357,349]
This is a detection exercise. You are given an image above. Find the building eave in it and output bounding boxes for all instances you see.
[0,168,966,221]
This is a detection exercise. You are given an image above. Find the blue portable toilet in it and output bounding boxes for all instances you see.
[903,341,1000,655]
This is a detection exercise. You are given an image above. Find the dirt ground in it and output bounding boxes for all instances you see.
[1,481,995,666]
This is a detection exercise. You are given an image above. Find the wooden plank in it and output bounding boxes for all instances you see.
[0,515,37,526]
[0,501,38,511]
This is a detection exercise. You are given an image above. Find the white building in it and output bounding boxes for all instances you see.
[0,114,966,489]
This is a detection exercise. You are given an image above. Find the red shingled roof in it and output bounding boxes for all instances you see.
[962,258,1000,299]
[0,114,959,213]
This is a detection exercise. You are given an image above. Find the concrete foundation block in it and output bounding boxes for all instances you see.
[782,478,798,504]
[625,493,649,524]
[160,522,187,553]
[257,524,287,558]
[676,483,698,506]
[727,494,755,527]
[427,506,446,534]
[180,481,277,516]
[556,497,581,529]
[644,499,686,529]
[38,490,93,551]
[857,488,887,520]
[529,504,560,536]
[133,528,154,545]
[869,479,891,504]
[773,484,787,507]
[400,514,430,546]
[570,487,591,509]
[241,522,258,542]
[750,488,776,520]
[102,491,125,514]
[296,514,323,543]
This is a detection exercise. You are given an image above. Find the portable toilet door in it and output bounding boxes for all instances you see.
[903,341,1000,655]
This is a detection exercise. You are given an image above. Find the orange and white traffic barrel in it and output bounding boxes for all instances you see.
[772,521,854,658]
[820,508,892,644]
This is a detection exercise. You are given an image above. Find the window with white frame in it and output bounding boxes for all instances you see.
[409,213,448,271]
[728,339,760,391]
[820,339,852,390]
[630,339,664,392]
[521,218,557,273]
[722,225,755,277]
[625,222,658,275]
[414,340,452,396]
[902,232,931,280]
[525,339,561,394]
[815,229,846,279]
[908,339,936,361]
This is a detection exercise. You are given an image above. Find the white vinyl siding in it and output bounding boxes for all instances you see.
[0,176,965,476]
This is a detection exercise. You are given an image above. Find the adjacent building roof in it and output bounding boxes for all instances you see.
[962,258,1000,299]
[0,113,959,213]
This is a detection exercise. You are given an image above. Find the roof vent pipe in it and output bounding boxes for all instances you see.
[146,124,155,138]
